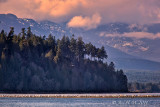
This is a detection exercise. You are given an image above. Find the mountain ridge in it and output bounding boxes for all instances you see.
[0,13,160,71]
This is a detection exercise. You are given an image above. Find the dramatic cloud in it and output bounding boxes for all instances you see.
[67,13,101,30]
[0,0,86,22]
[100,32,160,39]
[1,0,160,26]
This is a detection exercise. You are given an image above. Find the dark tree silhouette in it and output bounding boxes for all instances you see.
[0,28,128,93]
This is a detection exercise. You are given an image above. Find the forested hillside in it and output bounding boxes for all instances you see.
[0,27,128,92]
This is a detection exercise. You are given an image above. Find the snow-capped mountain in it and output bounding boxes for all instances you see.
[1,13,160,71]
[0,13,72,37]
[76,23,160,62]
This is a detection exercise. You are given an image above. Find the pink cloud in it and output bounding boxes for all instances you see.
[67,13,101,30]
[0,0,160,24]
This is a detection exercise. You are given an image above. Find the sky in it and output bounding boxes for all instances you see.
[0,0,160,30]
[1,0,160,61]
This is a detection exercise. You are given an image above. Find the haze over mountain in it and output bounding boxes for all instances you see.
[0,13,160,71]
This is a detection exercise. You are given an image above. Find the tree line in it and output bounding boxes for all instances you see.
[0,27,128,93]
[128,82,160,93]
[1,27,107,62]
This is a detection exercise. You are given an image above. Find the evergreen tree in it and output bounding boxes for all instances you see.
[27,27,32,39]
[85,42,92,58]
[100,46,107,60]
[12,35,18,44]
[0,28,128,93]
[76,37,84,61]
[21,28,26,40]
[19,40,24,51]
[97,46,108,61]
[8,27,14,38]
[45,49,54,60]
[0,30,6,44]
[54,44,61,63]
[7,27,14,43]
[69,35,77,59]
[47,34,55,47]
[108,62,115,71]
[91,46,97,60]
[64,36,71,58]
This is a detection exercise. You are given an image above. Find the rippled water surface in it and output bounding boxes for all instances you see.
[0,94,160,107]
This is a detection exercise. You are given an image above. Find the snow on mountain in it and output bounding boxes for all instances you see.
[1,13,160,70]
[0,13,72,37]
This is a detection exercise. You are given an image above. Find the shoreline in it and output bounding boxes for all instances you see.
[0,93,160,98]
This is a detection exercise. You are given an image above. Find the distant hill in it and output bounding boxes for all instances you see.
[105,45,160,71]
[124,70,160,83]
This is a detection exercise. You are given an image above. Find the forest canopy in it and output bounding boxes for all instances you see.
[0,27,128,92]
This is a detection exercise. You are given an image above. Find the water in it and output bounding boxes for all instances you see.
[0,97,160,107]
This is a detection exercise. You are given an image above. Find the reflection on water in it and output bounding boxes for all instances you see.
[0,97,160,107]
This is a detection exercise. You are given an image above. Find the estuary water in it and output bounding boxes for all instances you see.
[0,94,160,107]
